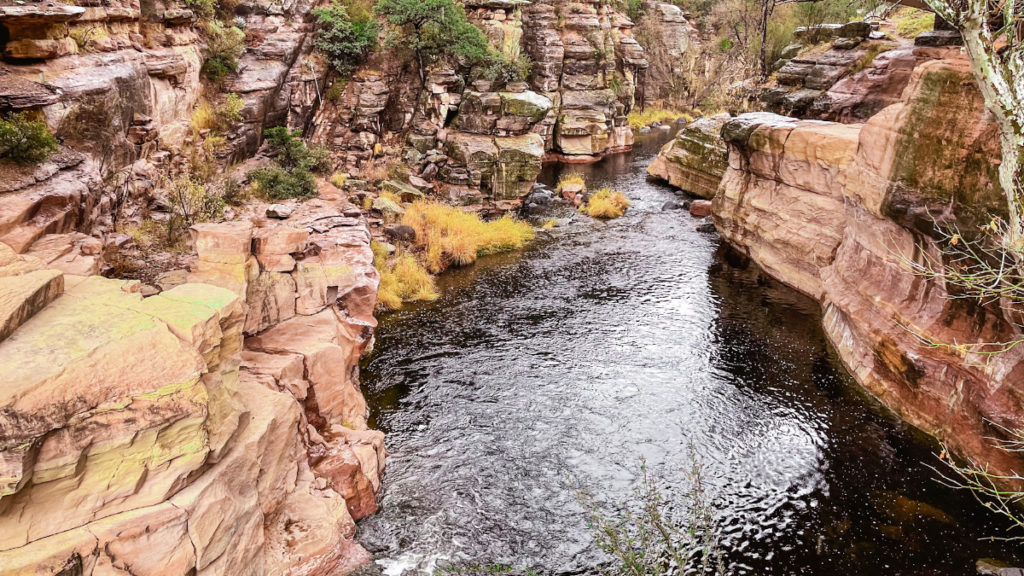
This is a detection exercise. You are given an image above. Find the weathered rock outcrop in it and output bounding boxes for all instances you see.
[0,0,326,269]
[714,53,1024,477]
[634,1,698,103]
[764,28,969,125]
[311,0,651,206]
[646,114,728,199]
[0,195,383,574]
[521,0,647,161]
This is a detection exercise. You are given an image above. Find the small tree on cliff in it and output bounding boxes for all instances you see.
[313,1,379,76]
[921,0,1024,253]
[373,0,490,86]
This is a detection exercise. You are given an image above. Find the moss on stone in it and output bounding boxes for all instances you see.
[887,65,1006,235]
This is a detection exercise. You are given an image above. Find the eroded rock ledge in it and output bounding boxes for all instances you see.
[0,198,383,576]
[712,53,1024,476]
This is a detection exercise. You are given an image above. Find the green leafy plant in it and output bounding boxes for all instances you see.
[184,0,217,18]
[0,112,59,164]
[612,0,645,21]
[247,127,330,200]
[374,0,491,83]
[481,53,532,84]
[167,173,225,227]
[313,1,378,75]
[200,20,246,83]
[247,164,317,200]
[324,79,347,101]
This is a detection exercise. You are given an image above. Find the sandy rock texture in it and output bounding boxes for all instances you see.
[647,114,729,199]
[0,0,326,274]
[0,196,384,575]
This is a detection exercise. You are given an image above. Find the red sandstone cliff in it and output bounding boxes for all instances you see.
[712,49,1024,477]
[0,196,384,575]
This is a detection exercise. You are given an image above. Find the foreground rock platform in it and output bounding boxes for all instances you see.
[0,197,383,575]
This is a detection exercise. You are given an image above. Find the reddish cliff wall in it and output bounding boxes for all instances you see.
[713,52,1024,476]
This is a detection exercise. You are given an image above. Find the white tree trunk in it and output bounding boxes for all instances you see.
[928,0,1024,251]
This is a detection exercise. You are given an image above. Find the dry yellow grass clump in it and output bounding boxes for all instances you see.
[627,107,693,130]
[380,190,402,204]
[402,201,536,273]
[556,172,586,194]
[582,188,630,219]
[372,241,439,310]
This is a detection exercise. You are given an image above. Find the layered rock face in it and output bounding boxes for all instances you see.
[764,23,966,124]
[313,0,653,205]
[634,1,698,103]
[399,0,651,199]
[646,114,728,199]
[521,0,647,161]
[714,53,1024,476]
[0,198,384,575]
[0,0,324,270]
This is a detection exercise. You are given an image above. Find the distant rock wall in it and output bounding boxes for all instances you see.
[634,1,698,103]
[713,53,1024,477]
[313,0,658,206]
[765,31,967,124]
[0,198,384,575]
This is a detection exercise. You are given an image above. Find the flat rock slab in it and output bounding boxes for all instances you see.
[0,269,63,343]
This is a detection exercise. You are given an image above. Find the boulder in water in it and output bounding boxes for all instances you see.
[690,200,713,217]
[662,199,690,211]
[696,217,716,233]
[977,559,1024,576]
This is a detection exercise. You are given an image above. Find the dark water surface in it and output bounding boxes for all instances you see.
[356,133,1021,575]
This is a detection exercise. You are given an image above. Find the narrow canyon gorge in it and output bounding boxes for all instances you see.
[1,0,1022,573]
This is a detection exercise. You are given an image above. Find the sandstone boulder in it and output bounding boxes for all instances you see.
[647,115,729,199]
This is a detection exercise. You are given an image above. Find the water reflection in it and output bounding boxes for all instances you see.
[356,133,1020,575]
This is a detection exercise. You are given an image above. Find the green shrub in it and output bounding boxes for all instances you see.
[612,0,644,21]
[0,112,59,164]
[248,165,317,200]
[481,53,532,84]
[165,173,226,231]
[324,79,347,101]
[313,1,378,75]
[184,0,217,18]
[374,0,491,71]
[202,55,235,82]
[263,126,331,172]
[246,127,329,200]
[200,20,245,82]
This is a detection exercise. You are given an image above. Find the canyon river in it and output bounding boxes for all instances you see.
[356,133,1022,575]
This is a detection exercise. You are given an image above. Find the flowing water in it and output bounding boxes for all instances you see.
[356,132,1022,575]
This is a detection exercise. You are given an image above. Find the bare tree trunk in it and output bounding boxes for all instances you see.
[956,15,1024,249]
[759,0,773,80]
